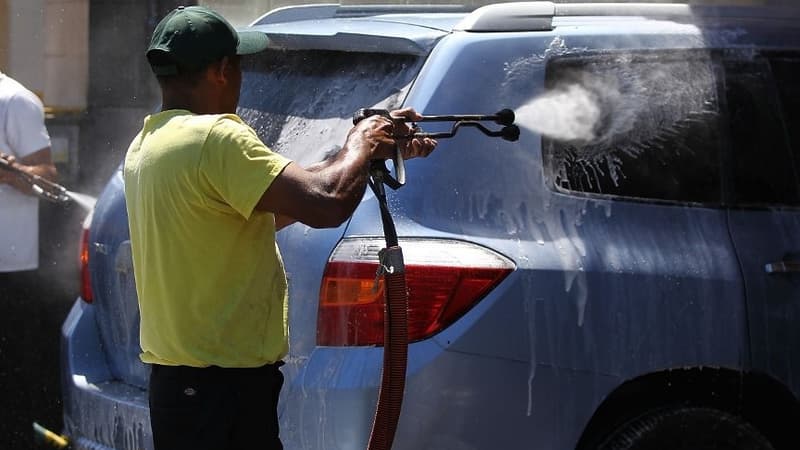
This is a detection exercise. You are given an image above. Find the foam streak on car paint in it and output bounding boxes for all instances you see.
[523,292,536,416]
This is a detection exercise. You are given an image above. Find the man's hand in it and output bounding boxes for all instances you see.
[347,114,397,161]
[0,153,18,186]
[349,107,437,162]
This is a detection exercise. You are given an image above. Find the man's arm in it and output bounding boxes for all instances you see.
[260,108,436,230]
[0,148,58,195]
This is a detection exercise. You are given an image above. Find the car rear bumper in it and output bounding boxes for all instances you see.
[61,300,153,450]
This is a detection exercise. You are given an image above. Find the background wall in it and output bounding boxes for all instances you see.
[5,0,45,95]
[44,0,89,111]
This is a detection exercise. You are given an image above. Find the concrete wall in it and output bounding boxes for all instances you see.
[0,0,89,107]
[44,0,89,111]
[4,0,46,94]
[0,1,7,76]
[79,0,192,193]
[200,0,274,26]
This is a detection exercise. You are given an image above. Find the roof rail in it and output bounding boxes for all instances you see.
[556,3,692,17]
[455,2,556,32]
[456,2,800,32]
[251,3,474,26]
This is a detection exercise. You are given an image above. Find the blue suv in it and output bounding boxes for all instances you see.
[62,2,800,449]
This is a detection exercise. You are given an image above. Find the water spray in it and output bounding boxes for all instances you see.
[353,108,518,450]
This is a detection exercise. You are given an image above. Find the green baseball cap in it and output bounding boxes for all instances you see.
[146,5,269,76]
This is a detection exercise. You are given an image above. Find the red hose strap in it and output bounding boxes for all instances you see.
[367,246,408,450]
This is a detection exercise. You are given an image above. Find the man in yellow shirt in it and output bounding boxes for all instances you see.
[124,6,436,450]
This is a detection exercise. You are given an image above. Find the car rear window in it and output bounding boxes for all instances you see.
[238,49,423,167]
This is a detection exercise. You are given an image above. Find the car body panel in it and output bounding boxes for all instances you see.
[279,26,750,449]
[732,209,800,400]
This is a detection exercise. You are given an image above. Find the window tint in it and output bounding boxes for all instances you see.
[770,56,800,155]
[542,51,724,205]
[725,56,800,207]
[238,49,422,166]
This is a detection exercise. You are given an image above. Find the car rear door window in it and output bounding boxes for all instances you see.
[541,51,724,205]
[725,55,800,207]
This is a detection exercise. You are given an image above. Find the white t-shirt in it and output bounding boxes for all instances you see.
[0,72,51,272]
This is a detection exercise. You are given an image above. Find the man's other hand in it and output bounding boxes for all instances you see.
[390,108,437,161]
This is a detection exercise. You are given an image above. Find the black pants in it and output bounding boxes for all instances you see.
[148,362,284,450]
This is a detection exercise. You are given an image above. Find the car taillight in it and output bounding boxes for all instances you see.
[79,212,93,303]
[318,238,515,346]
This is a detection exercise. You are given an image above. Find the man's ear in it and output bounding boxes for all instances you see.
[208,58,229,85]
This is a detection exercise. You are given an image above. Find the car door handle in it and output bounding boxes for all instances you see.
[765,261,800,274]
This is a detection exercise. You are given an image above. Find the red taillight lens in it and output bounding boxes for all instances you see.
[79,213,93,303]
[318,238,515,346]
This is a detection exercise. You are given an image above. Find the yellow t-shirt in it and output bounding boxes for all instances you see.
[123,110,292,368]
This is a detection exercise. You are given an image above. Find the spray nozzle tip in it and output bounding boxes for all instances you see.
[501,125,520,142]
[495,109,515,126]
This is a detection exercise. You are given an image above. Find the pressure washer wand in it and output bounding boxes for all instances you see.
[415,109,516,125]
[352,108,519,189]
[0,155,71,204]
[353,108,519,141]
[353,108,516,126]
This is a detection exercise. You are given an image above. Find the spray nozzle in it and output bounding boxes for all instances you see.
[494,108,516,126]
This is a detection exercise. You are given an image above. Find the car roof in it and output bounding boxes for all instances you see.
[242,2,800,55]
[245,4,469,55]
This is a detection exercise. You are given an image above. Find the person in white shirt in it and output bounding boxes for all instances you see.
[0,71,58,273]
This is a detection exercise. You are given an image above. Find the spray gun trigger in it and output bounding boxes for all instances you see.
[393,148,405,187]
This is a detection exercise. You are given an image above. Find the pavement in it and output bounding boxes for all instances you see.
[0,202,85,449]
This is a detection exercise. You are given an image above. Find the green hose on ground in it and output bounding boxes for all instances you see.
[32,422,70,449]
